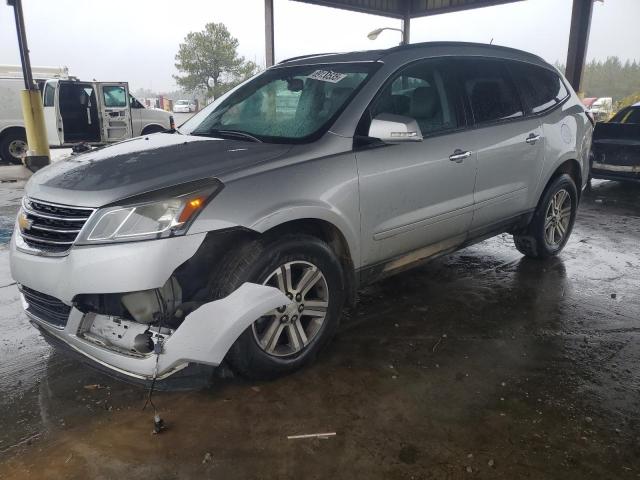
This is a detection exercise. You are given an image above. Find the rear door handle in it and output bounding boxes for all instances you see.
[449,149,472,163]
[526,134,541,145]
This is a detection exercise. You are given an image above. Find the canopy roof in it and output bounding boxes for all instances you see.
[292,0,524,19]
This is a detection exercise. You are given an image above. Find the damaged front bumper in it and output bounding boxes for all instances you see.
[19,283,288,380]
[10,230,289,380]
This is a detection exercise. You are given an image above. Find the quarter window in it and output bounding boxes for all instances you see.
[459,59,523,124]
[509,62,569,114]
[368,60,460,136]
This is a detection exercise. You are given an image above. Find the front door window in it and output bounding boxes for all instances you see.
[367,60,461,137]
[102,86,128,108]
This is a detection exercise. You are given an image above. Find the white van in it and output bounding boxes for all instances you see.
[0,70,174,163]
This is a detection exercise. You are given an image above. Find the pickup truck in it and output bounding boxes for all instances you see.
[0,74,174,164]
[591,102,640,183]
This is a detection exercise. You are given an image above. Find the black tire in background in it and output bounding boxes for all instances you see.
[0,129,28,165]
[514,173,578,259]
[210,234,345,380]
[141,125,165,135]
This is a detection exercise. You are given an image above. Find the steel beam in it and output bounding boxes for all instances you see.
[565,0,594,92]
[7,0,50,168]
[265,0,275,67]
[7,0,34,90]
[402,1,410,44]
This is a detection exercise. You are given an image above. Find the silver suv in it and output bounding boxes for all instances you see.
[10,42,592,382]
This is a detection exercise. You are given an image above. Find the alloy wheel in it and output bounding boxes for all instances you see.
[544,188,572,247]
[252,260,329,357]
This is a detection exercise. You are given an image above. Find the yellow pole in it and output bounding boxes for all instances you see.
[20,89,50,167]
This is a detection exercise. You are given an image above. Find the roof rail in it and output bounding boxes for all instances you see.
[277,52,341,65]
[384,41,545,62]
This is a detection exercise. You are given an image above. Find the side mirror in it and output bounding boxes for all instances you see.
[368,113,423,143]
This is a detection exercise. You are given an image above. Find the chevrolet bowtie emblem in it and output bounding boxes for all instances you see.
[17,211,33,232]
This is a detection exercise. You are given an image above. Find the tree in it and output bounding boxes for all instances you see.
[615,91,640,112]
[555,56,640,102]
[174,23,260,100]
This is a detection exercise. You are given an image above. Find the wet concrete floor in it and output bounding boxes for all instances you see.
[0,179,638,479]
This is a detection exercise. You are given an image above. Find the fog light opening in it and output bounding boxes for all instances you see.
[133,332,154,354]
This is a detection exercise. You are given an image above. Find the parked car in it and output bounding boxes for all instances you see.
[10,42,592,383]
[0,74,174,163]
[173,99,196,113]
[582,96,613,122]
[591,102,640,182]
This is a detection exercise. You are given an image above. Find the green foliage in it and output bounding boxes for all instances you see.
[557,56,640,102]
[174,23,260,99]
[614,91,640,112]
[582,57,640,102]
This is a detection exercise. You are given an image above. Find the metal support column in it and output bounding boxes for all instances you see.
[7,0,50,170]
[565,0,595,93]
[265,0,275,67]
[401,0,411,45]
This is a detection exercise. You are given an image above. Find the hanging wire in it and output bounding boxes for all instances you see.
[142,287,169,432]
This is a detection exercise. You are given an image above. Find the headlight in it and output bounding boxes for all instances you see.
[76,178,223,245]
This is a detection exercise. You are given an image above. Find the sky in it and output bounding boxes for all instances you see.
[0,0,638,92]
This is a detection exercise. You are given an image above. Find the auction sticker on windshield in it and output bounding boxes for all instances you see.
[308,70,347,83]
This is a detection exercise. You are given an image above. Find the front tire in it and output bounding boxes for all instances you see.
[211,234,345,380]
[514,174,578,259]
[0,129,28,165]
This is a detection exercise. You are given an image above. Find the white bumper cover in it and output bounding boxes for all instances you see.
[10,231,207,304]
[24,283,289,380]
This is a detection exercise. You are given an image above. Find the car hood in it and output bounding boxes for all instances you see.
[26,133,292,207]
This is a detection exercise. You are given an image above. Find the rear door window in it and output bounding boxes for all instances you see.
[458,59,523,125]
[509,62,569,114]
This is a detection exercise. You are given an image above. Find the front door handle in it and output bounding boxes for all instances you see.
[526,133,541,145]
[449,149,472,163]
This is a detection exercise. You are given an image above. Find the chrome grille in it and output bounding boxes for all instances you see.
[20,198,94,255]
[19,285,71,329]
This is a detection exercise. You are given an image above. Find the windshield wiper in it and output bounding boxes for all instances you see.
[192,129,263,143]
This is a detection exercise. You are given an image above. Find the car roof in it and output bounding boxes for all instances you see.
[277,41,548,68]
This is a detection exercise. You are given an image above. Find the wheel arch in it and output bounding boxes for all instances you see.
[553,158,582,189]
[260,217,357,305]
[539,158,583,203]
[0,125,26,141]
[175,212,359,307]
[140,123,165,135]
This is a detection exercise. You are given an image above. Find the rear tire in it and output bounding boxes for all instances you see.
[514,174,578,259]
[0,129,28,165]
[210,234,345,380]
